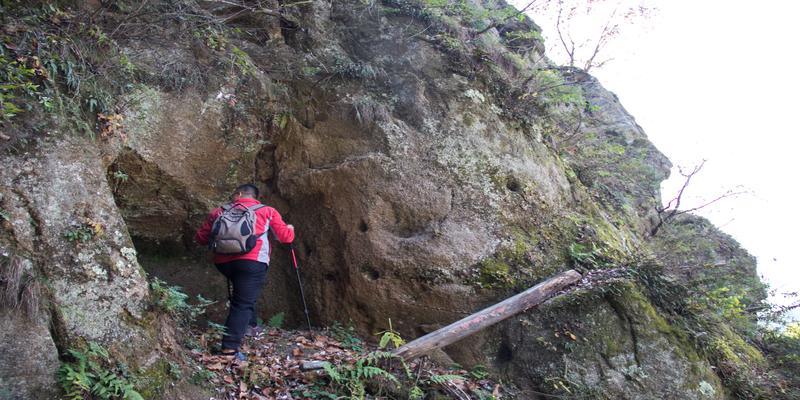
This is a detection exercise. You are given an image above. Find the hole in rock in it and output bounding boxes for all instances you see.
[302,241,315,257]
[361,265,380,280]
[496,340,514,364]
[506,176,521,192]
[324,272,338,282]
[358,220,369,232]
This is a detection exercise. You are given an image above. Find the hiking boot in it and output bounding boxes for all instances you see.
[245,325,264,337]
[220,350,247,361]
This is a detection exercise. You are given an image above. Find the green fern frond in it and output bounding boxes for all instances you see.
[361,366,399,383]
[409,385,425,400]
[322,362,342,383]
[429,374,465,384]
[268,312,285,328]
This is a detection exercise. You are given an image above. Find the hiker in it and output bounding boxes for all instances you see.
[195,183,295,359]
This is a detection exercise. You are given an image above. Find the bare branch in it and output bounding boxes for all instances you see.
[670,188,747,217]
[555,2,576,68]
[650,160,744,237]
[583,7,618,72]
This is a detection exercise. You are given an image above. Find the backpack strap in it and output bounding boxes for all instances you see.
[249,204,269,236]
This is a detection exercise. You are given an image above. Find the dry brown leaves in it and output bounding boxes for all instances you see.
[192,328,503,399]
[192,329,359,400]
[97,113,125,140]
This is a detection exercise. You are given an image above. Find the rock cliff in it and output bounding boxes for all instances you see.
[0,1,790,399]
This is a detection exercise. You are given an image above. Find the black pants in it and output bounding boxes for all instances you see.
[215,259,268,351]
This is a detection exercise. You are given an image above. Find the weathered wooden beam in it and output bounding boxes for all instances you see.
[300,270,582,370]
[392,269,582,360]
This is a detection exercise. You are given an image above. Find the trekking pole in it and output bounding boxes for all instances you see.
[289,244,313,332]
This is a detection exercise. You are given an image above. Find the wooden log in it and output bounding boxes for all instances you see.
[392,269,582,360]
[300,269,582,371]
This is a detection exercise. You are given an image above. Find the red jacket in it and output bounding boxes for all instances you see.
[195,198,294,265]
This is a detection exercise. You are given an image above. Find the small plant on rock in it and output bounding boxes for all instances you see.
[375,319,405,350]
[58,342,143,400]
[318,351,402,399]
[330,321,364,352]
[267,311,285,328]
[150,277,213,325]
[63,226,96,243]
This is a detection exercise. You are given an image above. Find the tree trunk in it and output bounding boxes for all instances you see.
[301,269,582,370]
[392,269,582,360]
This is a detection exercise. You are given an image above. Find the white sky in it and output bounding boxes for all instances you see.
[510,0,800,318]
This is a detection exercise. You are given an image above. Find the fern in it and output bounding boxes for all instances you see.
[318,351,406,399]
[409,385,425,400]
[322,362,342,383]
[268,312,285,328]
[58,342,143,400]
[429,374,465,385]
[360,366,399,383]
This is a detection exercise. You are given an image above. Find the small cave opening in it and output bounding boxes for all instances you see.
[358,220,369,233]
[324,272,338,282]
[107,150,314,327]
[496,340,514,364]
[506,176,521,192]
[361,265,380,281]
[106,150,306,328]
[106,150,229,324]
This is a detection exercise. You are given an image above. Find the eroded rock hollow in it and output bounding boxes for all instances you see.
[0,1,777,398]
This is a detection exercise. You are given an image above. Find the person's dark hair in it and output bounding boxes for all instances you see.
[234,184,259,198]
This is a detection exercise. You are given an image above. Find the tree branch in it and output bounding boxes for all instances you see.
[650,160,745,237]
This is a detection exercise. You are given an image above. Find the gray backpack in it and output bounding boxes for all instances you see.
[209,203,266,254]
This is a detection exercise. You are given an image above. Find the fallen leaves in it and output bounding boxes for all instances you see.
[206,362,224,371]
[192,328,360,400]
[191,327,503,399]
[97,113,125,140]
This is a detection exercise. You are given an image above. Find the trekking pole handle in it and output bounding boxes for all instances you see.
[289,244,299,270]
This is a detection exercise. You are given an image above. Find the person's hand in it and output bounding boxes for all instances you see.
[287,224,294,230]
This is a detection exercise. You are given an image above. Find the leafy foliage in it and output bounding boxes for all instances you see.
[267,311,285,328]
[375,319,405,350]
[568,242,615,270]
[150,277,213,324]
[315,351,401,400]
[625,259,788,398]
[0,53,45,120]
[230,46,257,77]
[58,342,143,400]
[762,323,800,391]
[330,321,364,352]
[63,226,96,243]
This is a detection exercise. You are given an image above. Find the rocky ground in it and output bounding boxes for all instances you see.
[187,325,502,400]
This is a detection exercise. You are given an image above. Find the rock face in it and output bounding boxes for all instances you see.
[503,282,724,399]
[0,311,60,399]
[0,0,773,398]
[0,137,157,396]
[651,214,765,307]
